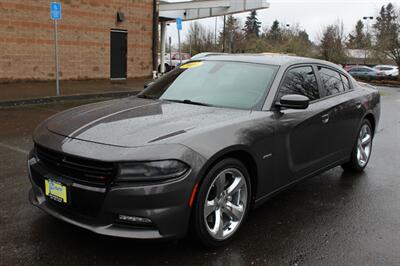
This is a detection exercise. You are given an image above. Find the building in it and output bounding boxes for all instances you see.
[0,0,269,83]
[0,0,155,82]
[346,49,396,66]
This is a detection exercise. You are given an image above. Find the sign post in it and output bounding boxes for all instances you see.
[51,2,61,96]
[176,18,182,65]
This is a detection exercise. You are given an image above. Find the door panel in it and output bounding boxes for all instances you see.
[271,65,331,188]
[110,30,127,79]
[272,101,333,187]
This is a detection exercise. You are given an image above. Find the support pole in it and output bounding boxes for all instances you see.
[169,36,172,67]
[160,22,167,74]
[178,27,182,65]
[54,19,60,96]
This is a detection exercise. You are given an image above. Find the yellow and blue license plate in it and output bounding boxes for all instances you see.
[45,179,67,203]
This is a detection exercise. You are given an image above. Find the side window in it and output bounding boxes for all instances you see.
[318,67,345,96]
[341,74,351,90]
[277,66,319,101]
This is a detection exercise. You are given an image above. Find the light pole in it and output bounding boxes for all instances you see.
[363,16,374,65]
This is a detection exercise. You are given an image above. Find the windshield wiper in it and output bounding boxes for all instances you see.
[163,99,213,107]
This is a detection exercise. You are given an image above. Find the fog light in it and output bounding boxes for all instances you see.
[118,214,152,224]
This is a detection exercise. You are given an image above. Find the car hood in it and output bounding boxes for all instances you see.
[45,97,250,148]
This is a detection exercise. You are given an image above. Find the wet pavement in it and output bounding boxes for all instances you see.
[0,88,399,265]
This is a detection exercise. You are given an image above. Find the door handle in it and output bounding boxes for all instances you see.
[356,102,362,109]
[321,114,330,124]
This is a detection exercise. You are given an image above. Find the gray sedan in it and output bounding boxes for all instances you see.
[348,66,386,79]
[28,55,380,248]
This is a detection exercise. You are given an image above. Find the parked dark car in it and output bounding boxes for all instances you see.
[28,55,380,248]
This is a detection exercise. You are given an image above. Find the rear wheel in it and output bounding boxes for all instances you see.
[192,158,251,248]
[342,119,373,172]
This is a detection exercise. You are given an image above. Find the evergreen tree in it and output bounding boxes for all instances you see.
[374,3,398,41]
[373,3,400,77]
[266,20,283,44]
[347,20,368,49]
[243,10,261,39]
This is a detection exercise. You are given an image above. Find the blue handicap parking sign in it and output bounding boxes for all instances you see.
[51,2,62,20]
[176,18,182,30]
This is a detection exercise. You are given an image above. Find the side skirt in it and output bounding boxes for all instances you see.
[253,157,350,209]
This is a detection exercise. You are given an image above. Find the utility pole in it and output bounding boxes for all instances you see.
[222,15,226,52]
[189,35,192,56]
[214,17,218,47]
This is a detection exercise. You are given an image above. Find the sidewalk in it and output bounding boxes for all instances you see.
[0,78,151,102]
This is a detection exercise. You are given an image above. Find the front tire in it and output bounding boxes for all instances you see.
[342,119,373,172]
[192,158,251,248]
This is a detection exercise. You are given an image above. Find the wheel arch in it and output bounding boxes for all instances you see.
[195,145,259,204]
[363,112,376,136]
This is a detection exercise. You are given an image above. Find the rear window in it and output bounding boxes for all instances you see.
[318,67,345,96]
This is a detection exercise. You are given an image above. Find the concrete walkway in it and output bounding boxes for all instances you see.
[0,78,150,102]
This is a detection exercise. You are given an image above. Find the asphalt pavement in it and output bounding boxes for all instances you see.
[0,87,399,265]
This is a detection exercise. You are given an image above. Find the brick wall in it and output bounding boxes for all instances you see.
[0,0,154,81]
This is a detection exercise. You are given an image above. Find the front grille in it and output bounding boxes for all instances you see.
[35,145,115,185]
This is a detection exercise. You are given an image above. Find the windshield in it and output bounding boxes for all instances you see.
[139,61,278,110]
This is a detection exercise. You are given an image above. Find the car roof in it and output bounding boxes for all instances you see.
[201,54,341,69]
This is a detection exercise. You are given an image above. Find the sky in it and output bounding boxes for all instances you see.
[164,0,398,45]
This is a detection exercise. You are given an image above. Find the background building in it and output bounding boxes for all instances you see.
[0,0,155,82]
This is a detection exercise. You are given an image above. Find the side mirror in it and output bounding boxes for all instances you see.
[144,80,154,89]
[276,94,310,110]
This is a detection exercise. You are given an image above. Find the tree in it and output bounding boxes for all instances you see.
[243,10,261,39]
[220,15,245,53]
[266,20,283,44]
[373,3,400,76]
[319,22,348,64]
[285,28,315,57]
[347,20,370,49]
[183,22,217,55]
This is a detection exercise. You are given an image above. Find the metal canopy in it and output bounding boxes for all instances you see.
[159,0,270,21]
[157,0,270,74]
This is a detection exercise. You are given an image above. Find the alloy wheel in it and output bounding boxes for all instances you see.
[203,168,248,240]
[357,124,372,167]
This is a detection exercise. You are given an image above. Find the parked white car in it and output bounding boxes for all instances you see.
[158,52,191,72]
[373,65,399,77]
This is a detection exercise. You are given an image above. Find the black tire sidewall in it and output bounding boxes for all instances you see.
[192,158,252,248]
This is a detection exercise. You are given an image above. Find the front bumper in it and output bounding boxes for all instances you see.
[28,144,205,240]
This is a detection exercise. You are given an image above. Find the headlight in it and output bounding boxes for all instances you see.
[117,160,189,182]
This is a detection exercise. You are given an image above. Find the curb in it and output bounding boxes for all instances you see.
[368,82,400,88]
[0,90,140,108]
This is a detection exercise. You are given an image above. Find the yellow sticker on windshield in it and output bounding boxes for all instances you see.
[180,61,203,69]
